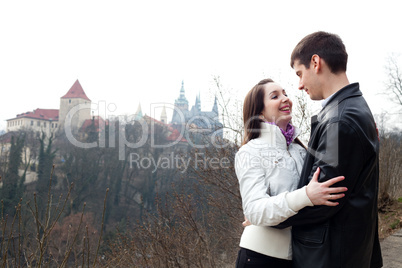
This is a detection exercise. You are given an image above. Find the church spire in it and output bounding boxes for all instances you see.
[195,92,201,111]
[174,80,189,111]
[212,95,218,115]
[180,80,185,97]
[160,105,167,124]
[135,103,143,120]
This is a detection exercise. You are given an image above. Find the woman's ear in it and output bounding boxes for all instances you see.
[259,114,265,121]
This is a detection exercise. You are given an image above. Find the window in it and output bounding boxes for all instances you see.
[55,123,58,128]
[44,122,46,127]
[69,99,71,104]
[52,123,54,128]
[37,121,40,127]
[31,121,33,126]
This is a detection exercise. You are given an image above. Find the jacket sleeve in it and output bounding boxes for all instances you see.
[236,149,313,226]
[275,120,365,228]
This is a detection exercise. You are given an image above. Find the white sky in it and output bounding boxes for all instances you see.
[1,0,402,131]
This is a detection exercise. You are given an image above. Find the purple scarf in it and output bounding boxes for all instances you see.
[265,122,295,146]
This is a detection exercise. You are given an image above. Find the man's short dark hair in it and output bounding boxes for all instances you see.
[290,31,348,73]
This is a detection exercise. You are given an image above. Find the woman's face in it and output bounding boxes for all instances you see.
[260,82,293,129]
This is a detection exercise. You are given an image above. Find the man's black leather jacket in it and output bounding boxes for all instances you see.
[276,83,383,268]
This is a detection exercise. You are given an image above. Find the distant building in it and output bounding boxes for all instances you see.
[5,80,222,146]
[58,79,92,132]
[6,109,59,137]
[171,81,222,138]
[5,79,91,135]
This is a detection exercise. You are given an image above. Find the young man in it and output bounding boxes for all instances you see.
[275,31,383,267]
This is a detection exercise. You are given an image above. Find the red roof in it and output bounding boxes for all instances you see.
[9,108,59,121]
[0,131,17,143]
[143,115,167,125]
[143,115,187,142]
[80,116,108,132]
[61,79,91,101]
[166,128,187,142]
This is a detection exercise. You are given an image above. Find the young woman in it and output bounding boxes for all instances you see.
[235,79,347,268]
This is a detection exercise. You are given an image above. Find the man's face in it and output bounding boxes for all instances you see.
[294,59,322,100]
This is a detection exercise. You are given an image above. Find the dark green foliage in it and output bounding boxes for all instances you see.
[35,132,56,213]
[60,141,102,214]
[1,134,25,214]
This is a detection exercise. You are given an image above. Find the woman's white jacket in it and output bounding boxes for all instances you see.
[235,123,313,260]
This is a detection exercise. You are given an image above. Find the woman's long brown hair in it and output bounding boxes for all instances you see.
[242,78,274,145]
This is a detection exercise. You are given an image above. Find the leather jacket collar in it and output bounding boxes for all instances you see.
[312,83,362,132]
[321,83,362,115]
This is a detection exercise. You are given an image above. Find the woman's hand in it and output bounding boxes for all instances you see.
[306,167,347,206]
[242,216,251,227]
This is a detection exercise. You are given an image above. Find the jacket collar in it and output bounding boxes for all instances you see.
[258,122,301,149]
[315,83,362,124]
[321,83,362,113]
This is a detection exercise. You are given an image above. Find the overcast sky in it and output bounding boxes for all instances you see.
[1,0,402,131]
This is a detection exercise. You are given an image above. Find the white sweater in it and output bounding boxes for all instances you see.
[235,123,313,260]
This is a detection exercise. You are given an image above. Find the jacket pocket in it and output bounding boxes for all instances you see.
[293,224,328,247]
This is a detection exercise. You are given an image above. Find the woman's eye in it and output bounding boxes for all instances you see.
[271,96,277,99]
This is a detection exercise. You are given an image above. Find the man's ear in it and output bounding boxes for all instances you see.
[311,54,321,73]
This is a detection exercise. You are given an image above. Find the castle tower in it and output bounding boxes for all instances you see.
[160,105,167,124]
[59,79,91,131]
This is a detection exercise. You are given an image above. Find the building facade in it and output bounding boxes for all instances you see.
[6,79,91,135]
[6,109,59,137]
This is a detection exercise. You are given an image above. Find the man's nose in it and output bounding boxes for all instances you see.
[298,81,304,90]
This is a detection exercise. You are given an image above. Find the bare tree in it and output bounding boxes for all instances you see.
[384,54,402,107]
[211,75,243,145]
[290,90,313,143]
